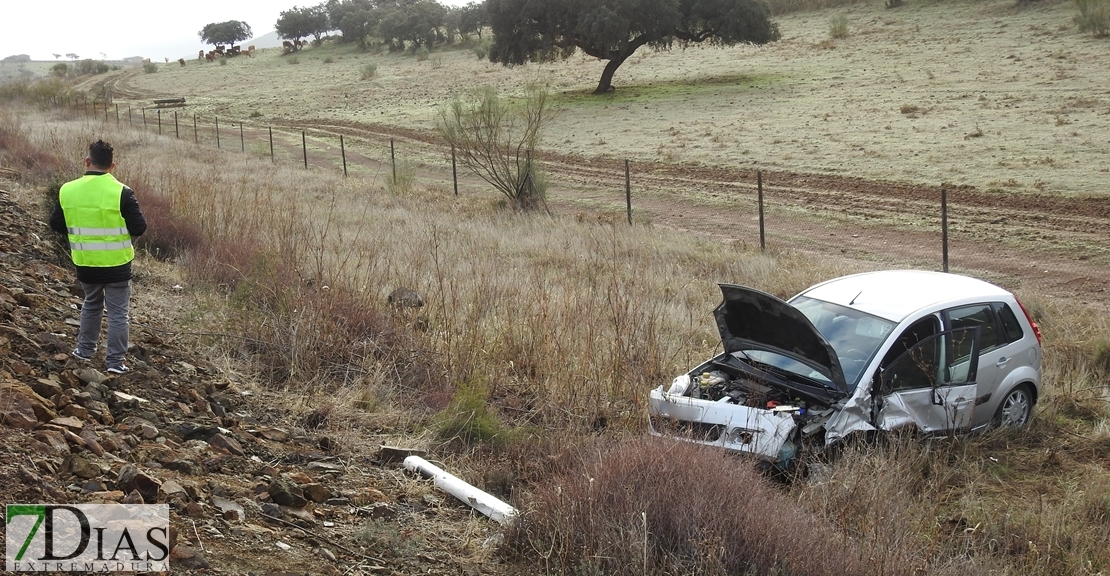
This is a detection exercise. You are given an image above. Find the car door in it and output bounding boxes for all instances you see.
[873,327,981,432]
[943,304,1008,428]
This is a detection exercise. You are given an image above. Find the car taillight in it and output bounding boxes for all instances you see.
[1016,299,1043,345]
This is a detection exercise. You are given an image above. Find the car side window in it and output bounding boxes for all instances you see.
[946,304,1000,355]
[993,302,1025,344]
[876,317,939,392]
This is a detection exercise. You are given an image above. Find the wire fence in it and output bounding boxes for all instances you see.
[50,91,1110,309]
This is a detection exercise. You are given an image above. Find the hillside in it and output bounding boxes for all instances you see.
[0,186,508,574]
[5,0,1110,573]
[99,0,1110,197]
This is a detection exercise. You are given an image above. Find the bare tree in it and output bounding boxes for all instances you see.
[438,85,556,211]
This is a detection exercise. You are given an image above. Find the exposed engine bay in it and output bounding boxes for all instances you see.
[648,358,837,466]
[677,365,832,419]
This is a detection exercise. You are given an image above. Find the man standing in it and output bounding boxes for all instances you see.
[50,140,147,374]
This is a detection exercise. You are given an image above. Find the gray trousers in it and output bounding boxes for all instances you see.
[76,280,131,368]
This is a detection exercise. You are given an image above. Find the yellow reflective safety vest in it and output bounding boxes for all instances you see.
[58,173,135,267]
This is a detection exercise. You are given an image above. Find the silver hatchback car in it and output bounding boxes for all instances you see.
[648,270,1042,467]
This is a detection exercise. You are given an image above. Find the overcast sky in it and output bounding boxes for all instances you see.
[2,0,468,62]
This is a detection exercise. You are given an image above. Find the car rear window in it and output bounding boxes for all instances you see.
[993,302,1025,344]
[946,304,1000,355]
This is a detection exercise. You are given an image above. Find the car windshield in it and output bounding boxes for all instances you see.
[790,296,897,389]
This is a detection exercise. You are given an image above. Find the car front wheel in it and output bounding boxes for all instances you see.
[994,384,1033,427]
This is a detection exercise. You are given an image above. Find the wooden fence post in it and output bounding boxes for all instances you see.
[174,111,179,138]
[193,114,198,143]
[128,106,132,125]
[240,123,244,152]
[115,104,119,125]
[390,138,396,184]
[268,127,274,163]
[215,117,220,149]
[142,108,146,128]
[157,110,162,135]
[302,131,308,169]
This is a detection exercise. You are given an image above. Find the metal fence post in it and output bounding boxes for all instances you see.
[451,145,458,196]
[215,117,220,149]
[302,131,308,168]
[390,138,396,184]
[269,127,274,163]
[157,110,162,135]
[194,114,198,143]
[341,135,347,177]
[942,188,949,273]
[240,123,244,152]
[758,170,766,253]
[625,160,632,226]
[174,111,179,138]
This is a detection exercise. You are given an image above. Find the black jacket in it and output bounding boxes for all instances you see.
[50,171,147,284]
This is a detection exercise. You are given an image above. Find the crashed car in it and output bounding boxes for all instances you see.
[648,270,1042,467]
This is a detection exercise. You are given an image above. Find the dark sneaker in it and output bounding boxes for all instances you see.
[72,348,92,362]
[106,364,130,375]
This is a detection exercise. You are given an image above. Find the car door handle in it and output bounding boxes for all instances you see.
[996,357,1010,368]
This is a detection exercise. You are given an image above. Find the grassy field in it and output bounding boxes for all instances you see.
[4,0,1110,573]
[91,0,1110,197]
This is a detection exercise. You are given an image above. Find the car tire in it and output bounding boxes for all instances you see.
[993,384,1033,428]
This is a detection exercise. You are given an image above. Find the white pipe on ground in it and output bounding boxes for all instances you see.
[402,455,517,524]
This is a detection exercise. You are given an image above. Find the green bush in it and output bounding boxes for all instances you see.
[288,57,300,65]
[1075,0,1110,36]
[142,62,158,73]
[435,378,502,445]
[829,14,849,38]
[218,57,228,66]
[473,43,488,59]
[415,46,430,61]
[51,63,68,78]
[323,56,334,64]
[360,62,377,80]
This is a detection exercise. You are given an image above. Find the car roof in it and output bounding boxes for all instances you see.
[795,270,1013,322]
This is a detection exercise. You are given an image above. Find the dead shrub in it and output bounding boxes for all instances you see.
[503,436,900,576]
[132,192,205,260]
[0,110,70,183]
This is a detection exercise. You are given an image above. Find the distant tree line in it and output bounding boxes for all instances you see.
[274,0,488,51]
[51,59,114,79]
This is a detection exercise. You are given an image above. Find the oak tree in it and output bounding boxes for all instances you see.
[199,20,254,48]
[487,0,780,94]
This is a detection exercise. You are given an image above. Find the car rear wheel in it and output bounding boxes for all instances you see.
[994,384,1033,427]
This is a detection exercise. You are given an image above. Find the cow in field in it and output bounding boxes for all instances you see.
[282,40,294,54]
[205,52,214,62]
[198,50,204,61]
[178,58,185,67]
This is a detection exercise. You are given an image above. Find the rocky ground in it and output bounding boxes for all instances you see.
[0,185,510,575]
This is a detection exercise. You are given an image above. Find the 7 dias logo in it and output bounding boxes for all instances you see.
[6,504,169,572]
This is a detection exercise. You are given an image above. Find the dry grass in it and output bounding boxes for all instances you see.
[5,71,1110,573]
[505,436,913,576]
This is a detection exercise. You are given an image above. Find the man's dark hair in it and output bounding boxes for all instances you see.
[88,140,113,169]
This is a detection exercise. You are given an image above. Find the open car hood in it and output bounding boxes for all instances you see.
[714,284,848,395]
